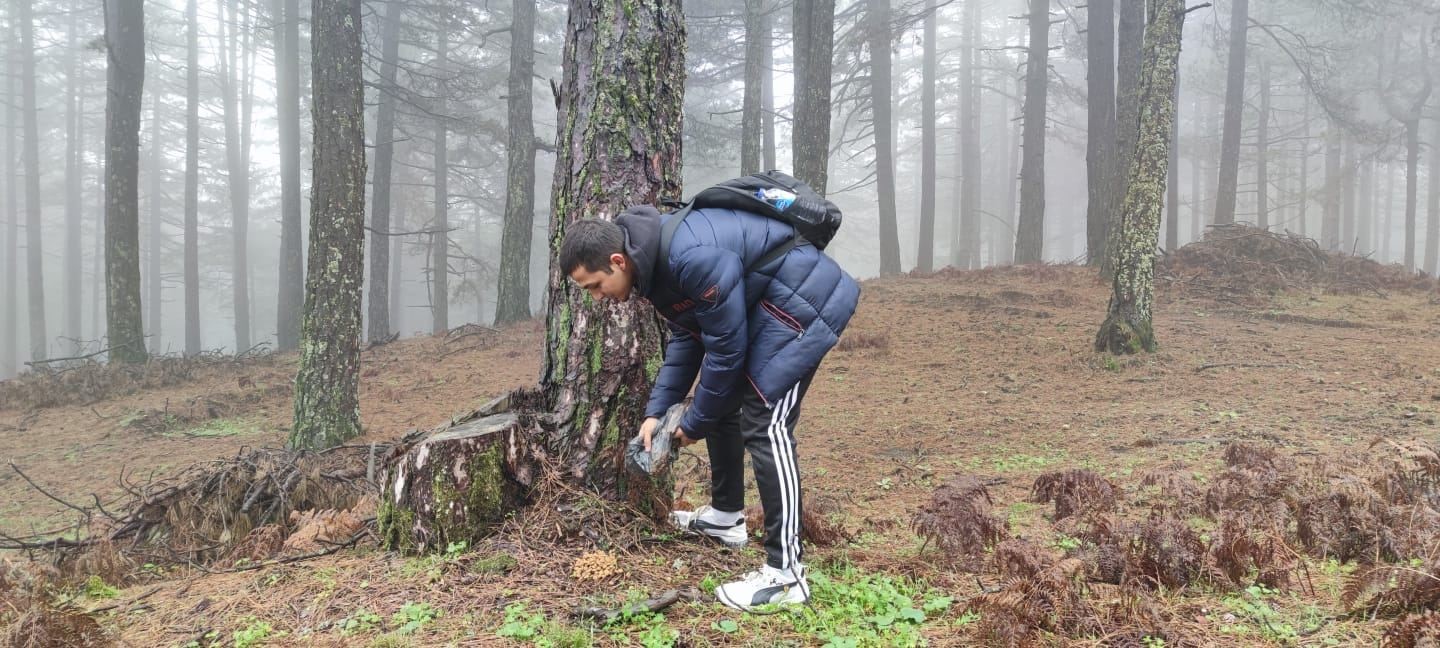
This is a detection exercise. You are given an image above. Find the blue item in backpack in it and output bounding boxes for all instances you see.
[754,188,796,212]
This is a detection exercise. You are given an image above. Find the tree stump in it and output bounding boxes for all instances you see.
[378,403,538,553]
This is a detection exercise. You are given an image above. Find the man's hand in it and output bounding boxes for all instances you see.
[674,426,698,447]
[640,417,661,451]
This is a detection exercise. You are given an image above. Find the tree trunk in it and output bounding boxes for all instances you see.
[146,94,163,353]
[1322,125,1340,250]
[1255,60,1270,229]
[1211,0,1247,226]
[379,408,535,553]
[1358,158,1372,256]
[792,0,834,194]
[1297,99,1309,238]
[869,0,901,276]
[19,0,47,363]
[741,0,764,175]
[1342,138,1355,251]
[1115,0,1144,187]
[1000,74,1021,265]
[1404,118,1422,271]
[495,0,537,326]
[3,25,17,377]
[290,0,366,450]
[276,0,304,351]
[957,0,981,269]
[104,0,147,365]
[1085,0,1116,267]
[184,0,201,356]
[760,9,776,172]
[1189,93,1203,242]
[1013,0,1049,264]
[538,0,683,499]
[1165,74,1179,251]
[1426,116,1439,275]
[219,0,252,353]
[431,28,450,335]
[382,0,686,550]
[915,0,936,273]
[1095,0,1184,355]
[65,11,84,357]
[366,0,402,343]
[1384,162,1395,263]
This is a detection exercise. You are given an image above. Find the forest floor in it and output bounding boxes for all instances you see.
[3,255,1440,647]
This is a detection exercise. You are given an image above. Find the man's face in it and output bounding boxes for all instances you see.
[569,253,635,302]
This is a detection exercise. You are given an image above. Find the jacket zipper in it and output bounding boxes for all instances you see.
[762,300,804,338]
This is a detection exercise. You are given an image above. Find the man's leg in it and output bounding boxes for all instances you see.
[705,404,747,514]
[740,370,816,570]
[670,400,749,547]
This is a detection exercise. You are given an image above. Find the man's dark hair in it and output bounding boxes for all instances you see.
[559,218,625,274]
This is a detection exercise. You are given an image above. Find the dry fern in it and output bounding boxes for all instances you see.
[912,476,1008,558]
[1030,470,1119,520]
[1383,611,1440,648]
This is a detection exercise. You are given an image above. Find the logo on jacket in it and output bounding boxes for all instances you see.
[701,285,719,303]
[671,299,695,314]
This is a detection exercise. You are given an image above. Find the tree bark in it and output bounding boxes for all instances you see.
[65,11,84,357]
[916,0,936,273]
[1255,60,1270,230]
[290,0,366,450]
[495,0,537,326]
[1189,93,1203,243]
[1211,0,1247,226]
[276,0,304,351]
[1096,0,1184,355]
[868,0,901,275]
[1085,0,1116,267]
[18,0,48,362]
[1426,116,1439,275]
[539,0,682,501]
[1014,0,1050,264]
[431,27,450,335]
[184,0,201,356]
[1002,73,1021,265]
[792,0,834,194]
[146,93,163,353]
[367,0,402,343]
[741,0,765,176]
[104,0,147,365]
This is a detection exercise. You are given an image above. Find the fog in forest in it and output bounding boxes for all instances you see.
[0,0,1436,379]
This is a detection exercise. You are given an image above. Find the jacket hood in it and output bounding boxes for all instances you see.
[615,205,664,298]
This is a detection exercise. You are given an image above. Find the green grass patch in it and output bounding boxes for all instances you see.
[165,417,264,439]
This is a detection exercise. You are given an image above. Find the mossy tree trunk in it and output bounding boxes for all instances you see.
[1095,0,1186,355]
[380,0,685,553]
[542,0,683,507]
[103,0,148,365]
[291,0,366,450]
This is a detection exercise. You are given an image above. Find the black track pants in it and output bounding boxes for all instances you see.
[706,369,816,570]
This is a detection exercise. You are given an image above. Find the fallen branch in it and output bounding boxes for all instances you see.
[1195,362,1298,372]
[572,587,702,623]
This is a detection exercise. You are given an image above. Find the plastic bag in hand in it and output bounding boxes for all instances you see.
[625,402,686,477]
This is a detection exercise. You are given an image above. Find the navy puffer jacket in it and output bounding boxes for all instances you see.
[616,205,861,439]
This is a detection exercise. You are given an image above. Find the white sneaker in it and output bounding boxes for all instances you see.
[669,505,748,548]
[715,564,810,611]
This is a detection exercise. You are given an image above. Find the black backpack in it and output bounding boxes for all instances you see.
[658,170,842,274]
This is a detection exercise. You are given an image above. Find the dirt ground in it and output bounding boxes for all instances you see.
[3,265,1439,646]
